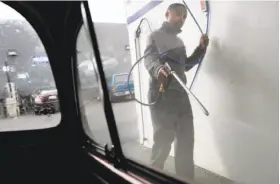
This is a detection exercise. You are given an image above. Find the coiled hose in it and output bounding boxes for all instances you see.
[127,1,210,106]
[127,47,192,106]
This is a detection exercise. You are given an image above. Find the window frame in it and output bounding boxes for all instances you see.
[80,1,127,169]
[79,2,192,184]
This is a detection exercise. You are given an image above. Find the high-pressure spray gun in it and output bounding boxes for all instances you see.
[163,62,209,116]
[127,45,210,116]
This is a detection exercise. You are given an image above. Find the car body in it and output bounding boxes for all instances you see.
[98,73,134,102]
[32,86,59,115]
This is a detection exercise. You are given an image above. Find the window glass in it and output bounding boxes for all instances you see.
[78,1,255,184]
[77,25,111,144]
[114,74,129,84]
[78,0,197,182]
[0,3,60,131]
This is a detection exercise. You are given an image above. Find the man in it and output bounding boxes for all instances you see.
[143,3,209,181]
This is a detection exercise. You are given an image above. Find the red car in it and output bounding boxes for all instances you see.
[32,86,59,115]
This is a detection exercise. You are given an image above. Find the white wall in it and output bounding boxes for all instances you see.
[192,2,278,184]
[126,1,278,184]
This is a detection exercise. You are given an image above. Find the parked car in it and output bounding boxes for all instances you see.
[32,86,59,115]
[97,73,134,102]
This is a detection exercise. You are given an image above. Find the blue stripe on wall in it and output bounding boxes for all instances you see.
[127,0,163,25]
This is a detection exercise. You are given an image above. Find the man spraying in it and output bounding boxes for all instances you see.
[144,3,209,181]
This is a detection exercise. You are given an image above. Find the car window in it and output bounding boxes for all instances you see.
[78,0,192,182]
[78,1,278,184]
[114,74,128,84]
[77,24,112,144]
[0,2,60,131]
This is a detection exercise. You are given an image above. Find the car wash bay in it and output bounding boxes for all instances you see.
[123,1,278,184]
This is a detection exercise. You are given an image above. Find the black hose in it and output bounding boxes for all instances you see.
[126,47,188,107]
[127,52,163,106]
[184,0,211,89]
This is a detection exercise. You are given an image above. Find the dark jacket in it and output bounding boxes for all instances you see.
[144,22,205,96]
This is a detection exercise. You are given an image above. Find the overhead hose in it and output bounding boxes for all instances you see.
[127,1,210,106]
[183,0,211,89]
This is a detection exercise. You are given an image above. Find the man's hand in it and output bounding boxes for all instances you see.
[199,34,209,50]
[157,66,171,89]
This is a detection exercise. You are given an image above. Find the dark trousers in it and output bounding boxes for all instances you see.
[149,90,194,180]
